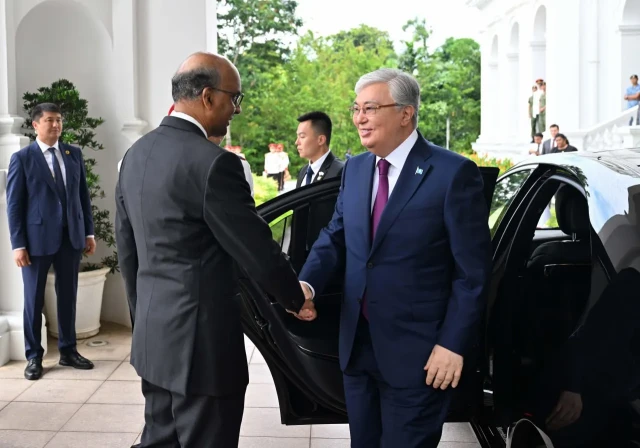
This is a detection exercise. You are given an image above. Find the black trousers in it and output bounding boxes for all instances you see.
[140,379,245,448]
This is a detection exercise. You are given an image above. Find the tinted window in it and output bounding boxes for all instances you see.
[489,169,533,236]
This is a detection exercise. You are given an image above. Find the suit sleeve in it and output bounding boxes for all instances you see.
[203,151,305,313]
[298,159,348,296]
[6,153,27,250]
[438,159,492,356]
[77,148,95,236]
[114,159,138,322]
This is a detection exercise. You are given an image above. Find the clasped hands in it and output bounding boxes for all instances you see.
[286,282,317,322]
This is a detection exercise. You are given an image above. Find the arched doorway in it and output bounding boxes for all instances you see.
[531,5,547,82]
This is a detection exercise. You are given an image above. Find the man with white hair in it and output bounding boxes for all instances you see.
[298,68,492,447]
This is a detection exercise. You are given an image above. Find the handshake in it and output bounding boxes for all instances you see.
[286,281,317,322]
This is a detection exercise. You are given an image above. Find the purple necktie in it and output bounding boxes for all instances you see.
[362,159,391,319]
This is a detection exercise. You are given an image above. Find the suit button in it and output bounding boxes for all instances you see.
[367,262,373,269]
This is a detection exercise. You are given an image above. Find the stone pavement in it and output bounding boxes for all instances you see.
[0,322,481,447]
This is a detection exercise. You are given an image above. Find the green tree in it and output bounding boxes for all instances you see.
[217,0,303,145]
[21,79,118,272]
[411,34,481,154]
[230,28,396,177]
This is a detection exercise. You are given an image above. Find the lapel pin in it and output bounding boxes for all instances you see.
[415,166,423,175]
[65,150,70,155]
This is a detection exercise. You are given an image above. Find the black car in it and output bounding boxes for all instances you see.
[236,149,640,447]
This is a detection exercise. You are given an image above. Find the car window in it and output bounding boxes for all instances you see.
[269,210,293,253]
[489,169,533,236]
[537,196,560,229]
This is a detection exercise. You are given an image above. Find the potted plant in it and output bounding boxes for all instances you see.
[22,79,118,339]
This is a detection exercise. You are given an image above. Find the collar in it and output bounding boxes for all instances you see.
[36,138,59,153]
[376,129,418,170]
[308,150,331,174]
[170,111,208,138]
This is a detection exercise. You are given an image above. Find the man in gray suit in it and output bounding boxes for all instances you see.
[116,52,315,448]
[541,124,560,155]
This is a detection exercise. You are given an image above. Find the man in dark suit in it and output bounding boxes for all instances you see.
[541,124,560,154]
[298,68,492,447]
[115,52,314,448]
[7,103,96,381]
[295,111,344,188]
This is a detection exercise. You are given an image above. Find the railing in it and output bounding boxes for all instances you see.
[579,105,639,152]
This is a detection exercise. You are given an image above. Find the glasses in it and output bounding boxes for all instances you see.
[210,87,244,108]
[349,103,402,117]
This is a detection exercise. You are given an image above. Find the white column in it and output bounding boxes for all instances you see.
[0,0,40,365]
[488,60,499,139]
[546,0,581,131]
[530,40,546,81]
[206,0,217,53]
[507,51,519,140]
[113,0,147,148]
[478,37,493,141]
[582,0,599,127]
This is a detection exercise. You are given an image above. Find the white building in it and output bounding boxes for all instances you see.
[469,0,640,162]
[0,0,217,364]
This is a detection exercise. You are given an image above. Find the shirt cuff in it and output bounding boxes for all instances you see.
[300,281,315,300]
[86,235,95,239]
[13,247,26,251]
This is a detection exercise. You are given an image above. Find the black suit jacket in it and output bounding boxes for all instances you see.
[295,151,344,188]
[115,117,305,397]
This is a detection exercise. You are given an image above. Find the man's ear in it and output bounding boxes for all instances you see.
[402,106,415,126]
[318,134,327,146]
[203,87,215,110]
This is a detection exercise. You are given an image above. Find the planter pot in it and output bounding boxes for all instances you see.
[44,265,110,340]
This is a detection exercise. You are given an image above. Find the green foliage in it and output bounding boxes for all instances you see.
[231,26,397,176]
[22,79,117,273]
[253,174,279,206]
[466,152,514,175]
[216,1,482,175]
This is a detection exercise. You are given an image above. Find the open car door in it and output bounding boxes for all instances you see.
[235,166,500,426]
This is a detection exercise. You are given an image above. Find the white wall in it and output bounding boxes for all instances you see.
[136,0,207,134]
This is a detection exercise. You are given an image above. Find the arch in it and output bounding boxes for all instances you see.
[15,0,113,45]
[533,5,547,40]
[490,35,499,61]
[510,22,520,53]
[622,0,640,25]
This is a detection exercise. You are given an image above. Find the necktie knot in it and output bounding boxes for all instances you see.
[305,165,314,185]
[378,159,390,176]
[48,147,56,155]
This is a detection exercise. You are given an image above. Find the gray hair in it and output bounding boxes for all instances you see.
[171,67,220,102]
[355,68,420,128]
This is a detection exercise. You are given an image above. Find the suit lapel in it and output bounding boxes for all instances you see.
[313,152,335,183]
[359,153,376,252]
[370,137,433,256]
[59,144,76,199]
[30,142,58,195]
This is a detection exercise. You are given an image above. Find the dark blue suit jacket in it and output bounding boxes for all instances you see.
[299,134,492,388]
[6,141,94,256]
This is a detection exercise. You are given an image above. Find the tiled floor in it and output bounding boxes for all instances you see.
[0,322,481,448]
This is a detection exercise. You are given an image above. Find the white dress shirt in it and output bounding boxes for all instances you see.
[170,111,208,137]
[303,150,332,186]
[303,130,419,299]
[371,130,418,212]
[36,138,67,186]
